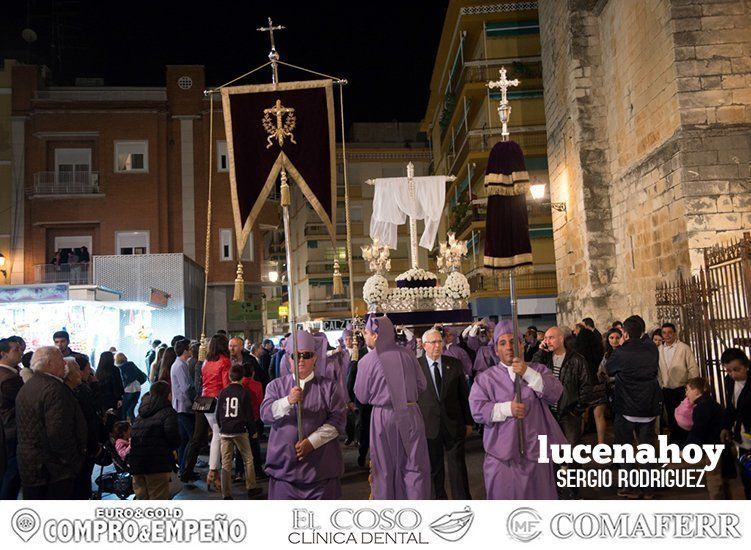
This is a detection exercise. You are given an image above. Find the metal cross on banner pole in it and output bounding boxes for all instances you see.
[487,66,525,457]
[253,20,306,442]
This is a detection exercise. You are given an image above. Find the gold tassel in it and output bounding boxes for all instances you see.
[197,333,207,361]
[233,262,245,302]
[350,344,359,362]
[332,258,344,295]
[280,170,290,207]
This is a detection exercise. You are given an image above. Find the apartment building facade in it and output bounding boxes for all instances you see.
[9,64,277,337]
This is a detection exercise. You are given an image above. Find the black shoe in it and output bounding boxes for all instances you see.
[344,438,353,446]
[180,471,199,482]
[247,487,263,499]
[233,474,244,483]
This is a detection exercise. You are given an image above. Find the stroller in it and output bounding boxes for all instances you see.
[93,410,134,500]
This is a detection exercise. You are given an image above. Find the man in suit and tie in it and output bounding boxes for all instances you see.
[659,323,700,445]
[720,348,751,499]
[417,328,474,499]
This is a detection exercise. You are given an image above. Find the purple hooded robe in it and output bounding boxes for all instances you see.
[468,320,566,499]
[261,331,346,499]
[353,316,431,499]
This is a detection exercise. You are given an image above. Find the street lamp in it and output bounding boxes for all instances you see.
[268,269,279,283]
[530,183,546,201]
[529,182,566,212]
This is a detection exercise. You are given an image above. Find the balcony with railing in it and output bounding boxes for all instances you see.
[450,203,487,241]
[440,56,544,144]
[457,58,543,98]
[34,262,92,285]
[305,222,360,238]
[308,298,352,315]
[446,126,547,176]
[467,270,557,297]
[32,172,100,196]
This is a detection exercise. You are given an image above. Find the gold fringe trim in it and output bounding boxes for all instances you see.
[484,170,529,183]
[232,262,245,302]
[483,252,534,271]
[484,181,531,196]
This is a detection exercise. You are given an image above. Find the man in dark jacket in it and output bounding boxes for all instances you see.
[606,315,662,498]
[720,348,751,499]
[16,346,87,499]
[346,335,371,468]
[575,319,605,378]
[417,329,474,499]
[128,381,180,500]
[0,337,24,499]
[533,327,592,445]
[53,330,88,364]
[145,339,162,372]
[523,327,540,362]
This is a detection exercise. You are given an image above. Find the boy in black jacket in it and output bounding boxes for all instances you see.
[685,377,731,499]
[216,364,262,499]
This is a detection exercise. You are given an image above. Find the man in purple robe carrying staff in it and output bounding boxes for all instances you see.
[469,320,566,499]
[354,315,431,500]
[260,330,346,499]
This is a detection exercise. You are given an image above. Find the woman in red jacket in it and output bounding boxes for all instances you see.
[201,334,231,490]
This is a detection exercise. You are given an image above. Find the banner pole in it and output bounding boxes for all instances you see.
[509,271,526,457]
[280,168,304,442]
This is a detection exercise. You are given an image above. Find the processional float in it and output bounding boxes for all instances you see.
[197,18,358,441]
[359,66,533,456]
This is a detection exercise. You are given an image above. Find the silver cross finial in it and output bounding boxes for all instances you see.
[487,67,520,141]
[487,67,519,104]
[257,17,286,83]
[257,17,285,57]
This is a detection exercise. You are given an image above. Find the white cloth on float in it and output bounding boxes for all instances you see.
[369,176,447,250]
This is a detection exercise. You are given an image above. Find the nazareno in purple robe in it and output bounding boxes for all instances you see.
[469,361,566,499]
[465,318,496,352]
[473,343,499,376]
[260,331,346,500]
[354,316,431,500]
[325,345,351,407]
[444,344,472,378]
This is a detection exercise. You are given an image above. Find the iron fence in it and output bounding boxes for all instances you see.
[656,232,751,405]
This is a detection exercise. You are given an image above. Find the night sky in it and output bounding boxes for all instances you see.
[2,0,449,123]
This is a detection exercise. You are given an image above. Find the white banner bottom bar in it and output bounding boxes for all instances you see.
[1,500,747,549]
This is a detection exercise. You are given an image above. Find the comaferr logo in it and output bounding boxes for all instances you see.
[550,513,742,539]
[429,507,475,542]
[507,508,542,543]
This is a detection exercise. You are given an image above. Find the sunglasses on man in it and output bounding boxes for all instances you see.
[293,351,316,360]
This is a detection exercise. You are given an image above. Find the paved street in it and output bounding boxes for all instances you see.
[151,429,716,501]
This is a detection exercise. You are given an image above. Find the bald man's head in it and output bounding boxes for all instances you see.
[543,327,565,355]
[228,337,244,358]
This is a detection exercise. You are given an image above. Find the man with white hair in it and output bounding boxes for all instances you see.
[417,328,473,499]
[15,346,86,499]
